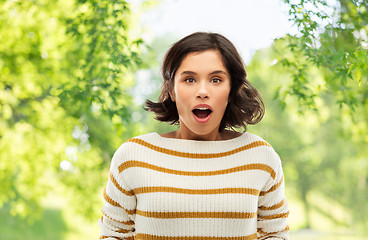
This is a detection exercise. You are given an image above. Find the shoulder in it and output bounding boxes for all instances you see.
[116,132,157,153]
[242,131,266,142]
[233,131,271,148]
[110,133,158,164]
[241,132,282,167]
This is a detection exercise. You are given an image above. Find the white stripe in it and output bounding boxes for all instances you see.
[134,216,257,237]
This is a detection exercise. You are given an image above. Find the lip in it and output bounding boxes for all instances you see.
[192,104,213,112]
[192,104,213,124]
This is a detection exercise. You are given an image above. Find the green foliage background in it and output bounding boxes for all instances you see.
[0,0,147,238]
[0,0,367,239]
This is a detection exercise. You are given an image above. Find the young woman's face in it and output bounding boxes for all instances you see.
[171,50,231,140]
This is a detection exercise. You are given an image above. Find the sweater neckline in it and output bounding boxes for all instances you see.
[131,132,259,155]
[131,132,259,156]
[153,132,246,143]
[148,132,249,151]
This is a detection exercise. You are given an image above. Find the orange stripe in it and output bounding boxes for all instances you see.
[119,160,276,180]
[258,211,289,220]
[100,236,130,240]
[126,138,270,159]
[257,225,289,236]
[259,175,284,196]
[102,211,134,225]
[116,229,130,233]
[109,172,134,196]
[132,186,260,196]
[103,188,121,208]
[103,188,135,215]
[136,209,257,219]
[135,233,258,240]
[259,199,285,211]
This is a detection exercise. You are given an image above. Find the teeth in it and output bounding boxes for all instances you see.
[196,108,209,110]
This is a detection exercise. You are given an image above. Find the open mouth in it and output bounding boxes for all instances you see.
[192,108,212,119]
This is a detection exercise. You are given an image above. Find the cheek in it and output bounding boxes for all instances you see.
[173,86,190,113]
[217,88,231,107]
[174,85,190,103]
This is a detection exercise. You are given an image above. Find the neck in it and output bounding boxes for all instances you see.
[174,130,221,141]
[174,121,223,141]
[160,129,243,141]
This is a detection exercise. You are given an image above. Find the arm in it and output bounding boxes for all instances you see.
[98,147,136,240]
[257,157,289,239]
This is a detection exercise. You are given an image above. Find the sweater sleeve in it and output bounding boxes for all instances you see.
[98,145,136,240]
[257,153,289,240]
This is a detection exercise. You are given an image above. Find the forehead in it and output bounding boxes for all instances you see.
[177,50,228,73]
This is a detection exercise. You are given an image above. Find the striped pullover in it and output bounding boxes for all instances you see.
[98,132,289,240]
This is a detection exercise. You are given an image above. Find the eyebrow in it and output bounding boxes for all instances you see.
[180,70,228,76]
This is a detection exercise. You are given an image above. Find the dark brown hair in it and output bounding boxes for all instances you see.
[145,32,264,131]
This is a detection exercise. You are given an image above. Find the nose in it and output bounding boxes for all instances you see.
[196,81,210,99]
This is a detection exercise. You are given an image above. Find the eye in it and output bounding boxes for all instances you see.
[184,77,196,83]
[211,78,222,83]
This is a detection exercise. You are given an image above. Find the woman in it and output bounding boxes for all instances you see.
[99,32,289,239]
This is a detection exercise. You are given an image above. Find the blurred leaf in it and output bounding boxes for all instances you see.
[0,0,147,222]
